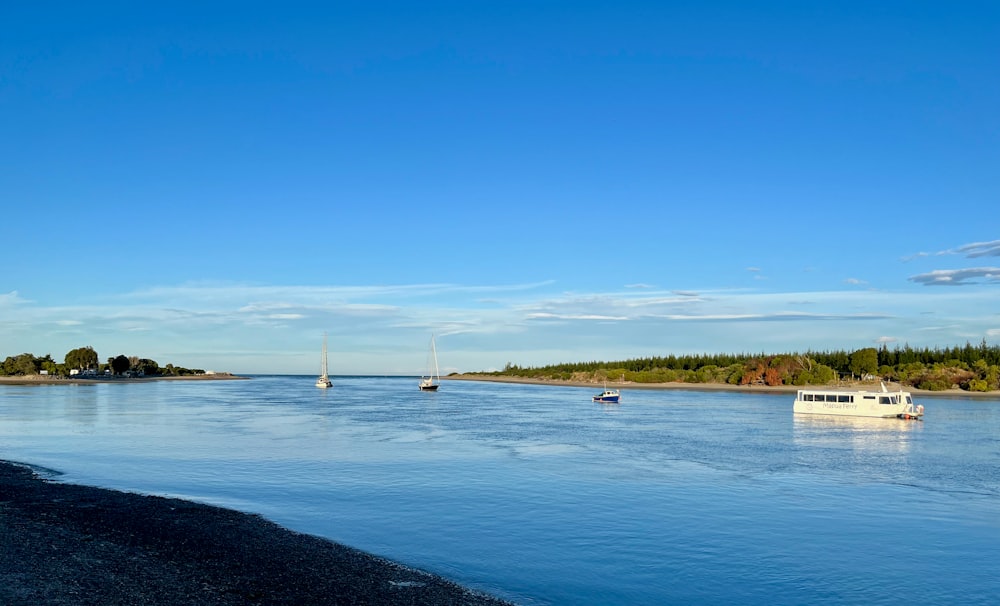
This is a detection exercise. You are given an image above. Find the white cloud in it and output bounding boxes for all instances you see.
[844,278,868,285]
[875,336,897,344]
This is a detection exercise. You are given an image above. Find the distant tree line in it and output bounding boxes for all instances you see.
[1,345,206,378]
[488,340,1000,392]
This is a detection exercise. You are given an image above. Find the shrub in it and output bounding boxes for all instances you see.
[917,378,951,391]
[967,379,989,392]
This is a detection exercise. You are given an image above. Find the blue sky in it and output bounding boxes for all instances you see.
[2,1,998,375]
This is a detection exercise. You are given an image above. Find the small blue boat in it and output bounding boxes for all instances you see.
[592,385,621,403]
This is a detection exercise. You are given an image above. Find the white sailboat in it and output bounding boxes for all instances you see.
[418,335,440,391]
[315,333,332,389]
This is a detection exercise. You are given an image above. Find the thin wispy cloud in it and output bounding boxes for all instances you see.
[0,291,27,307]
[952,240,1000,258]
[844,278,868,286]
[909,268,1000,286]
[527,313,630,321]
[647,312,891,322]
[624,296,706,307]
[266,313,306,320]
[904,240,1000,262]
[124,281,557,302]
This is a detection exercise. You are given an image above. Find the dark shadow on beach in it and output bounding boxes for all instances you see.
[0,460,513,605]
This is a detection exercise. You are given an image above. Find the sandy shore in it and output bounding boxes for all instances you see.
[0,460,513,606]
[444,374,1000,400]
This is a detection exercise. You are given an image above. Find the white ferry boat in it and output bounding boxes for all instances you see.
[793,383,923,420]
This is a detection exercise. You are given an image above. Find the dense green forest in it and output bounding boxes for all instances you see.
[1,346,206,378]
[485,341,1000,392]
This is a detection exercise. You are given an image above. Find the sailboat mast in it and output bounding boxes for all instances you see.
[315,332,333,388]
[432,336,439,381]
[321,333,328,377]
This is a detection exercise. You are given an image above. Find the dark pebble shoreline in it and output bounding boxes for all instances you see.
[0,460,514,605]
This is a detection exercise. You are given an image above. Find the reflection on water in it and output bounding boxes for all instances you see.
[793,413,922,453]
[1,378,998,606]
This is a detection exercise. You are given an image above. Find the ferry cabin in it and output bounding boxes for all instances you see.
[793,388,923,419]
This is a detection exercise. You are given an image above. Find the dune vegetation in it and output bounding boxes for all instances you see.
[484,341,1000,393]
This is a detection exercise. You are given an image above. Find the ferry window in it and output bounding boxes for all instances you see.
[803,394,813,401]
[863,395,875,400]
[879,396,891,404]
[906,396,913,404]
[838,395,850,402]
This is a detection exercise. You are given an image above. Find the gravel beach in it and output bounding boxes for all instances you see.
[0,460,513,606]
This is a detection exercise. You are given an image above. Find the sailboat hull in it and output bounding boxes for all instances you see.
[418,384,439,391]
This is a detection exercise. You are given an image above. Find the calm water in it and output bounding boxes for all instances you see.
[1,376,998,605]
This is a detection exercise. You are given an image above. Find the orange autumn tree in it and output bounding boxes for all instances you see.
[764,367,783,386]
[740,358,767,385]
[740,355,802,386]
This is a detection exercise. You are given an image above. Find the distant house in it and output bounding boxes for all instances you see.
[70,369,80,376]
